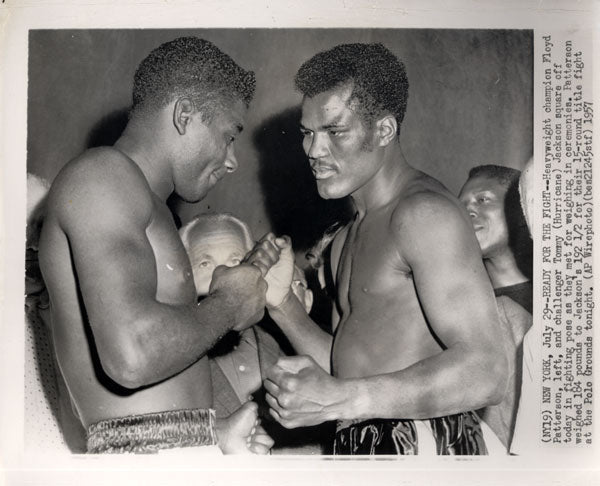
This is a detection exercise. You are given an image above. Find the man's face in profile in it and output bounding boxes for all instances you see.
[300,84,381,200]
[187,221,249,296]
[174,99,246,203]
[459,175,510,259]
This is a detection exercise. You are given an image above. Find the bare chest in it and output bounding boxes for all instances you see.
[335,213,411,313]
[146,203,196,305]
[331,215,442,378]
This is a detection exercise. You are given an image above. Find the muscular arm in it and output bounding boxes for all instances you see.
[267,292,333,371]
[264,227,349,371]
[356,194,508,418]
[48,154,265,389]
[265,195,508,426]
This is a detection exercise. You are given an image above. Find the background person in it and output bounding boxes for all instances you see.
[459,164,533,313]
[180,212,327,454]
[25,173,87,453]
[459,163,533,450]
[511,157,539,455]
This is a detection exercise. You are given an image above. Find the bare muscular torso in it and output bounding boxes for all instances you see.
[39,148,212,428]
[331,172,471,380]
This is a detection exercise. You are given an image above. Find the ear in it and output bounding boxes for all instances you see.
[375,115,398,147]
[173,97,196,135]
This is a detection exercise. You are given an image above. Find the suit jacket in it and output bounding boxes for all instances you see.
[209,322,329,454]
[210,324,280,418]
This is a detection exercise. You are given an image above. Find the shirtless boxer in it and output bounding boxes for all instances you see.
[38,37,277,454]
[262,43,509,455]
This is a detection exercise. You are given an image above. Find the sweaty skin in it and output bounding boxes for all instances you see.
[38,97,273,453]
[264,84,508,428]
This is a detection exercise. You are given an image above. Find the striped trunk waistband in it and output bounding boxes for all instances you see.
[87,408,217,454]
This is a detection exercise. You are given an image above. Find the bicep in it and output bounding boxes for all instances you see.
[401,205,501,349]
[60,174,157,341]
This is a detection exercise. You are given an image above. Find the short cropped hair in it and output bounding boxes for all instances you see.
[468,164,532,277]
[468,164,521,188]
[131,37,256,121]
[295,43,409,134]
[179,212,254,253]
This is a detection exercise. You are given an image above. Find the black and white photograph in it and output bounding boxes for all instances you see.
[1,2,597,485]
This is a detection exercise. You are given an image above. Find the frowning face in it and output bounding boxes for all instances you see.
[300,84,381,201]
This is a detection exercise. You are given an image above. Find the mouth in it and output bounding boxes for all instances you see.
[312,165,337,180]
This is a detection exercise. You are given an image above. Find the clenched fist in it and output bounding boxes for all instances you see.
[209,264,267,331]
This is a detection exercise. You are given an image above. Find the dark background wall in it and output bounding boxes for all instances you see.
[28,29,532,255]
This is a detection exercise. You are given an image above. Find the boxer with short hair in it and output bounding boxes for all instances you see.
[262,43,508,455]
[39,37,277,454]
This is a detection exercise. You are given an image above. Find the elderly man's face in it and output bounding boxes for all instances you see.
[459,175,510,259]
[187,221,248,296]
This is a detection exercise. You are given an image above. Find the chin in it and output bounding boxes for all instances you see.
[178,188,209,204]
[317,181,348,200]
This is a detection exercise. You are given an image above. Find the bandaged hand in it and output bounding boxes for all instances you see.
[264,236,294,308]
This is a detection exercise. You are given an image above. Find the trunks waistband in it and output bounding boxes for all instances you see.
[334,412,487,455]
[337,417,375,432]
[87,408,217,454]
[336,413,476,432]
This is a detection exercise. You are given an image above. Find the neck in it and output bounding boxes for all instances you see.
[114,115,174,202]
[352,142,415,216]
[484,250,529,289]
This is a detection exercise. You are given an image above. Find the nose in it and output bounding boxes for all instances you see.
[459,195,476,218]
[305,132,328,161]
[464,200,478,218]
[224,145,238,174]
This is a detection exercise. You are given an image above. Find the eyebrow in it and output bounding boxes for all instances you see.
[473,190,498,199]
[193,253,215,262]
[300,115,346,132]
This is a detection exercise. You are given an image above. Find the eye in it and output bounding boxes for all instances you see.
[199,261,211,268]
[230,258,241,265]
[477,195,490,203]
[300,129,313,138]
